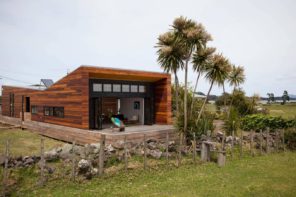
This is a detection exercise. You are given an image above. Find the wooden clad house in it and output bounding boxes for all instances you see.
[1,66,172,130]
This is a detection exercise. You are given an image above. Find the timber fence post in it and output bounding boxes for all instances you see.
[250,130,254,157]
[266,128,270,154]
[124,135,128,172]
[2,139,9,196]
[260,129,263,155]
[39,137,45,186]
[177,133,182,167]
[99,134,105,176]
[240,131,243,159]
[166,130,169,166]
[231,121,235,159]
[71,140,76,181]
[192,133,196,164]
[143,134,147,170]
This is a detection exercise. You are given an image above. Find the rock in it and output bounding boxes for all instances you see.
[45,149,59,161]
[59,144,74,159]
[148,142,157,150]
[225,136,233,143]
[106,144,115,153]
[90,143,101,154]
[113,140,125,149]
[148,150,162,159]
[78,159,91,174]
[24,157,34,166]
[0,155,5,166]
[147,139,157,143]
[91,167,98,176]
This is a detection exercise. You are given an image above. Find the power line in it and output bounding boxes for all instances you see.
[0,75,35,85]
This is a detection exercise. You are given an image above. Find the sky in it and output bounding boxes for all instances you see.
[0,0,295,96]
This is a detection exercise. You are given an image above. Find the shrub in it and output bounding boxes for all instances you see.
[285,128,296,150]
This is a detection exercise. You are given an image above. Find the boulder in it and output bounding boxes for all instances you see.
[78,159,91,174]
[24,157,34,166]
[147,142,157,150]
[148,150,162,159]
[90,143,101,154]
[113,140,125,149]
[44,149,59,161]
[225,136,233,143]
[59,144,74,159]
[106,144,115,153]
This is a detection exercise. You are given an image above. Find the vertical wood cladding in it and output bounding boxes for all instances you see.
[1,66,172,129]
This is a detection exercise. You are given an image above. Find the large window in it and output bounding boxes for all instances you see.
[113,84,121,92]
[131,85,138,93]
[139,85,146,93]
[44,107,64,118]
[122,84,130,92]
[103,84,112,92]
[92,82,146,93]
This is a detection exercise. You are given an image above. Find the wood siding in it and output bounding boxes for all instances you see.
[1,66,172,129]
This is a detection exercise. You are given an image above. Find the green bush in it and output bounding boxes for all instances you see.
[240,114,296,131]
[285,129,296,150]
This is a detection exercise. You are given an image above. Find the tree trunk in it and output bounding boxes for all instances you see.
[197,80,214,123]
[184,59,189,137]
[227,86,236,118]
[223,83,227,112]
[189,72,201,118]
[174,72,179,117]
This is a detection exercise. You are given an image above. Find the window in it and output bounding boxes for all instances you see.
[139,85,146,93]
[31,106,38,114]
[44,107,64,118]
[93,83,102,92]
[134,101,140,110]
[103,84,112,92]
[122,84,130,92]
[131,85,138,93]
[113,84,121,92]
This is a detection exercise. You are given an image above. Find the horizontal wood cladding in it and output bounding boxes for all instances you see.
[154,77,172,124]
[1,66,172,130]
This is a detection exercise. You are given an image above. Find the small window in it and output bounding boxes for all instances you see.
[31,106,38,114]
[131,85,138,93]
[122,84,130,92]
[134,101,140,110]
[44,107,53,116]
[93,83,102,92]
[53,107,64,118]
[44,106,64,118]
[113,84,121,92]
[103,84,112,92]
[139,85,146,93]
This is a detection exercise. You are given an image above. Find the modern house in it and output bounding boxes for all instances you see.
[1,66,172,130]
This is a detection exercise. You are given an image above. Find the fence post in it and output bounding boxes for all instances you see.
[99,134,105,176]
[266,128,269,154]
[275,130,279,152]
[240,131,243,159]
[282,129,285,152]
[250,130,254,157]
[143,134,147,170]
[231,121,235,159]
[124,135,128,172]
[2,139,9,196]
[71,140,76,181]
[39,137,45,186]
[177,133,182,167]
[260,129,263,155]
[166,130,169,166]
[192,133,196,164]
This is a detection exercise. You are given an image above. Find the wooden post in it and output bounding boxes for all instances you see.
[201,142,207,162]
[124,135,128,172]
[275,130,279,152]
[221,132,225,151]
[166,130,169,166]
[260,129,263,155]
[231,121,235,159]
[250,130,254,157]
[266,128,269,154]
[143,134,147,170]
[217,151,226,167]
[99,134,105,176]
[39,137,45,186]
[240,130,243,159]
[192,133,196,164]
[282,129,285,152]
[2,139,9,196]
[71,140,76,181]
[177,133,182,167]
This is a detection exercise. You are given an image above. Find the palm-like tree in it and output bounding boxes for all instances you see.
[196,54,231,122]
[190,47,216,117]
[156,31,185,114]
[227,65,246,115]
[172,16,212,135]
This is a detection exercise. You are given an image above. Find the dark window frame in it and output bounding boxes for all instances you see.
[44,106,64,118]
[31,105,38,114]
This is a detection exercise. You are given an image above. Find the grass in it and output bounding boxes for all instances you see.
[0,129,65,156]
[6,152,296,197]
[263,103,296,119]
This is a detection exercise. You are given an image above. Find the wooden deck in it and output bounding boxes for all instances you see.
[0,115,176,145]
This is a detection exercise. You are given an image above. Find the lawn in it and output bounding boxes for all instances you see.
[8,152,296,197]
[263,103,296,119]
[0,129,65,156]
